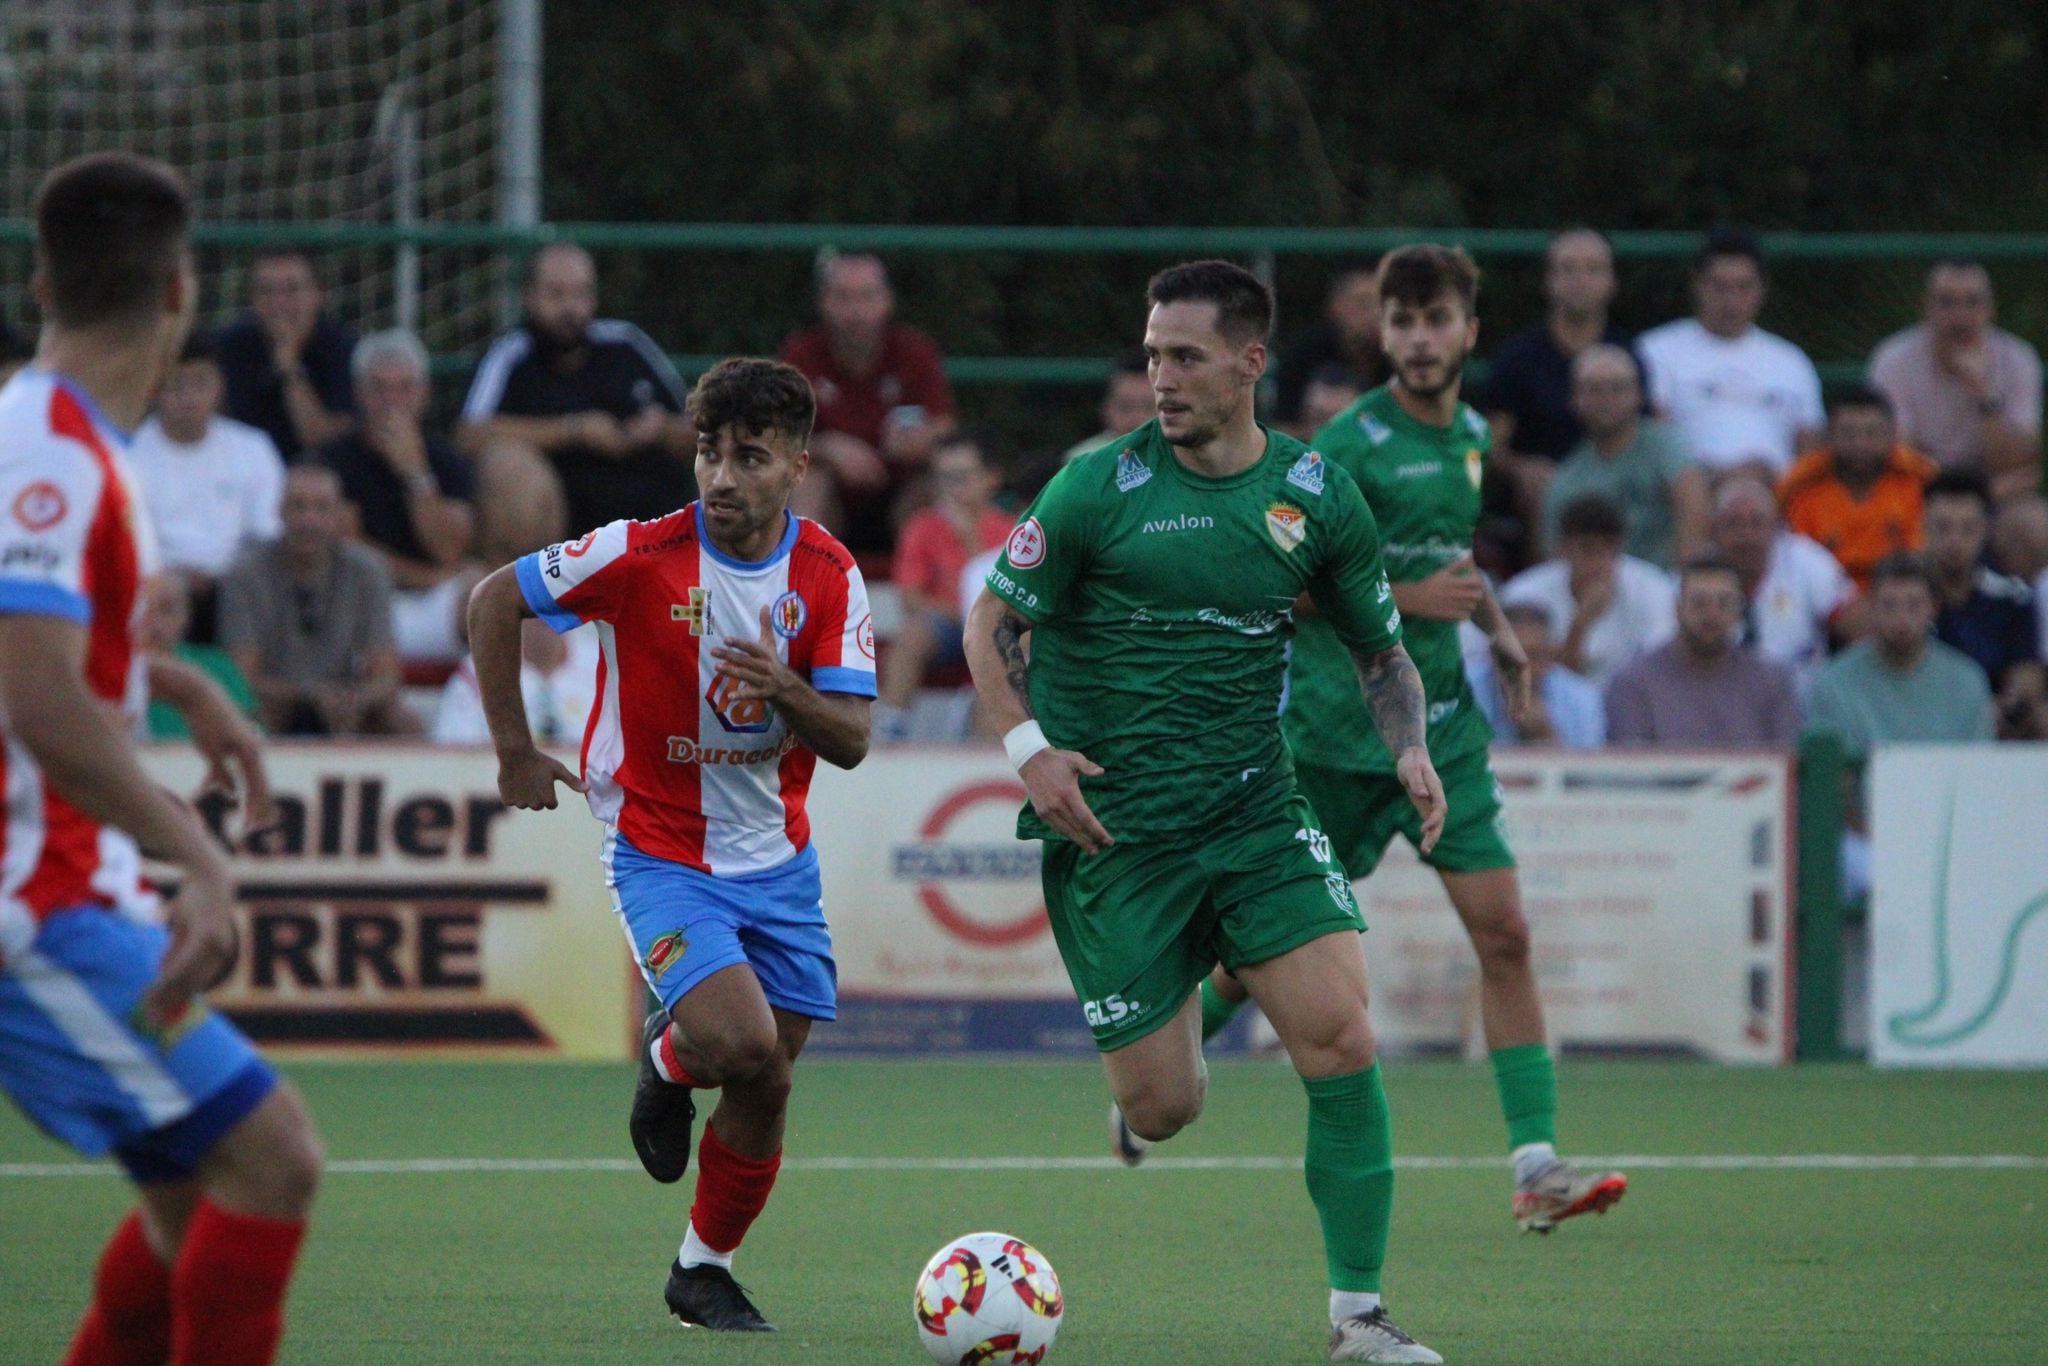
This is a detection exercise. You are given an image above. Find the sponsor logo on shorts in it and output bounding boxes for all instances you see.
[1007,517,1047,569]
[1286,450,1325,496]
[770,590,807,639]
[1294,827,1333,865]
[1082,993,1144,1029]
[1114,450,1152,492]
[1325,873,1357,912]
[644,930,688,981]
[11,480,67,532]
[1265,502,1307,553]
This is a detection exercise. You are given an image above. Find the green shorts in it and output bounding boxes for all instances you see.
[1040,790,1365,1052]
[1296,745,1515,879]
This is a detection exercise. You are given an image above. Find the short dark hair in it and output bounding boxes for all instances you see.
[1694,226,1765,276]
[1557,493,1627,542]
[1678,552,1745,595]
[1831,384,1893,419]
[1377,244,1480,315]
[251,244,319,277]
[32,152,191,327]
[1871,551,1936,596]
[687,357,815,444]
[1146,259,1273,345]
[1925,468,1992,513]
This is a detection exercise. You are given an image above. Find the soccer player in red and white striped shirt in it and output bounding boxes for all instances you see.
[0,153,323,1366]
[468,357,874,1333]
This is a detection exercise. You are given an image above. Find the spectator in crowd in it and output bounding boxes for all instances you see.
[1989,495,2048,650]
[1604,555,1803,746]
[1778,386,1938,591]
[1289,362,1368,442]
[1922,470,2045,737]
[1542,343,1707,569]
[1636,228,1824,477]
[1869,260,2042,499]
[213,246,356,460]
[1501,493,1676,687]
[138,574,258,743]
[320,330,477,663]
[781,251,957,551]
[1468,600,1605,748]
[1269,260,1386,427]
[125,334,285,640]
[876,432,1015,740]
[1707,475,1859,688]
[1065,352,1156,460]
[1807,553,1995,901]
[1481,227,1633,466]
[432,617,599,746]
[219,465,416,736]
[458,242,693,560]
[0,321,32,386]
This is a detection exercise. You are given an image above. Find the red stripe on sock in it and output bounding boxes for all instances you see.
[657,1027,709,1090]
[688,1126,782,1255]
[170,1199,306,1366]
[64,1211,170,1366]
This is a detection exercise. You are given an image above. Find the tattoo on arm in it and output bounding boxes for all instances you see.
[994,609,1036,719]
[1355,643,1427,754]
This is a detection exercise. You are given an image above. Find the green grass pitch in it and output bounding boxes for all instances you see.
[4,1060,2045,1363]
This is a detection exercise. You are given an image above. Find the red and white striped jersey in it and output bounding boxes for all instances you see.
[516,504,876,876]
[0,370,156,959]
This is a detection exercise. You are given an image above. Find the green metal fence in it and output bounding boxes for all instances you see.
[8,220,2048,387]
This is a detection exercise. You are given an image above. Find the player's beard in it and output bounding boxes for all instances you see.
[1396,346,1470,402]
[1161,390,1242,451]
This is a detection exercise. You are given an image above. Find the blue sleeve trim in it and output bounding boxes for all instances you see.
[515,553,584,635]
[811,664,878,698]
[0,579,91,624]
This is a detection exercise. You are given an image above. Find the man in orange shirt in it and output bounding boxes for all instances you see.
[1780,386,1938,590]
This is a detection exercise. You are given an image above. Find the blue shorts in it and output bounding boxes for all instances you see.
[0,907,277,1182]
[604,833,837,1020]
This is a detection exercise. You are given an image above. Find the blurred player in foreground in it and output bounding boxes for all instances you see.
[967,260,1447,1363]
[1189,246,1628,1234]
[0,153,323,1366]
[469,358,875,1333]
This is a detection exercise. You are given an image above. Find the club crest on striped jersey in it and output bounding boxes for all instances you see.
[770,590,807,639]
[644,930,688,980]
[671,586,710,636]
[1007,517,1046,569]
[1265,502,1307,553]
[1286,450,1325,496]
[1114,449,1152,492]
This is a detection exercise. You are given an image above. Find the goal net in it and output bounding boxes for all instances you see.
[0,0,503,354]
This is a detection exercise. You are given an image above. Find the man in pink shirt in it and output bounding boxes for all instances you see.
[877,432,1014,739]
[1869,260,2042,501]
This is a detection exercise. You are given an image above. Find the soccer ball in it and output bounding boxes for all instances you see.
[913,1231,1064,1365]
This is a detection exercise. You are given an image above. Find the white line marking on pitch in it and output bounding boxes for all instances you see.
[1,1153,2043,1179]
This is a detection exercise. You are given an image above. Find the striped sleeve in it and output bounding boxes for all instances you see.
[0,446,104,624]
[515,519,635,632]
[461,331,533,422]
[598,320,688,410]
[808,558,877,698]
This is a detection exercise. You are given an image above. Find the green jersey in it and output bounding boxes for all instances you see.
[1285,385,1494,775]
[986,420,1402,843]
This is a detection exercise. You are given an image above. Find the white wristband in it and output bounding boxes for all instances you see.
[1003,720,1051,771]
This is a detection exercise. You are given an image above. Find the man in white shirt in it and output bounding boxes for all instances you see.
[1501,492,1676,687]
[125,334,285,640]
[1637,229,1824,478]
[1707,475,1858,691]
[433,618,598,745]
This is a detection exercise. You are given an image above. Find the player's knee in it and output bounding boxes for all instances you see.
[1294,1009,1377,1077]
[1476,905,1532,973]
[701,1024,781,1086]
[216,1086,323,1219]
[1122,1074,1206,1142]
[726,1049,795,1117]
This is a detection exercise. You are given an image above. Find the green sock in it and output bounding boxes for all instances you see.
[1198,978,1242,1041]
[1302,1063,1395,1294]
[1490,1043,1559,1150]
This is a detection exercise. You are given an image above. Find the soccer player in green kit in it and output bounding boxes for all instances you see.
[1181,245,1629,1235]
[966,260,1448,1363]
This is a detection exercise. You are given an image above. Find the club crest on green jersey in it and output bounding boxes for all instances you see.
[1465,447,1483,490]
[1114,449,1152,492]
[1286,450,1325,496]
[1265,502,1307,552]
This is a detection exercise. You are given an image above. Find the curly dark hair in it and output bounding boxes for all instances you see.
[687,357,816,444]
[1377,244,1480,315]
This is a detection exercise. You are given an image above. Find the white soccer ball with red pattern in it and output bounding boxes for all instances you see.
[913,1231,1064,1365]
